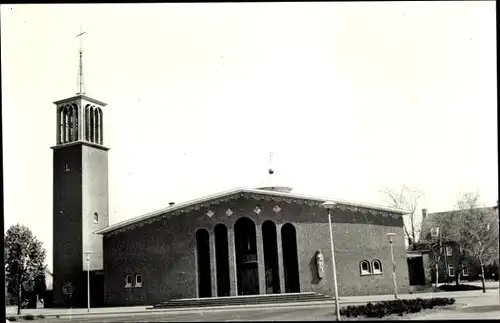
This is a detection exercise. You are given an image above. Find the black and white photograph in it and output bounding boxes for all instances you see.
[2,2,498,321]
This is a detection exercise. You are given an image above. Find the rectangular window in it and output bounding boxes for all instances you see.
[462,265,469,276]
[446,246,453,256]
[448,265,455,277]
[430,227,440,238]
[459,245,463,253]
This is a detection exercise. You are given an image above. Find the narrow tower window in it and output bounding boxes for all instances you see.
[89,107,95,143]
[64,107,70,143]
[72,104,79,141]
[93,212,99,224]
[64,162,70,172]
[94,108,99,144]
[85,105,90,141]
[98,108,103,144]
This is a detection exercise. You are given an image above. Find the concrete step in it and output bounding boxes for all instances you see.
[152,293,334,309]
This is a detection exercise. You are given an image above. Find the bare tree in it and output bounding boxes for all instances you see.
[455,192,499,293]
[381,185,424,249]
[419,212,457,289]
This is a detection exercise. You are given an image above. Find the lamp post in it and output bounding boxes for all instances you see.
[321,201,341,321]
[84,251,92,312]
[385,233,398,299]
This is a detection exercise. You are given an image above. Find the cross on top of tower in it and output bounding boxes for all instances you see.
[76,26,86,95]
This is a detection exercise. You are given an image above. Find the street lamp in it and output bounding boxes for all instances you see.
[321,201,341,321]
[84,251,92,312]
[385,233,398,299]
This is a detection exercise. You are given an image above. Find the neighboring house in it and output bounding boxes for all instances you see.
[415,205,499,284]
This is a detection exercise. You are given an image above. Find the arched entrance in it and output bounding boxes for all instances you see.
[234,217,259,295]
[281,223,300,293]
[214,224,231,297]
[196,229,212,298]
[262,220,280,294]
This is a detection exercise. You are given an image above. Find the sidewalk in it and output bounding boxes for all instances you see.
[6,289,498,319]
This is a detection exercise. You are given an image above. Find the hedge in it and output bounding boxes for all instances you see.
[339,297,455,318]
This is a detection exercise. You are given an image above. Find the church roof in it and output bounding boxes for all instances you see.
[95,187,407,236]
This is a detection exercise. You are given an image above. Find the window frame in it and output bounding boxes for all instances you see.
[446,246,453,256]
[372,259,383,274]
[125,275,132,288]
[430,227,440,238]
[448,264,455,277]
[462,265,469,276]
[360,260,371,275]
[135,274,143,288]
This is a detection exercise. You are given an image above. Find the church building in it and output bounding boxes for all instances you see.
[50,41,410,308]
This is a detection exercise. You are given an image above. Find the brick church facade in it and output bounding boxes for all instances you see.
[50,58,410,308]
[96,188,410,306]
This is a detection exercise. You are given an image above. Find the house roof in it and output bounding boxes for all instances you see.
[419,206,498,242]
[95,187,407,235]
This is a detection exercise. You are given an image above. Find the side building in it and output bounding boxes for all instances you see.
[417,205,499,284]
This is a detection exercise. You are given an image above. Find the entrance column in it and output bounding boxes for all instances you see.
[256,224,266,295]
[276,224,286,293]
[227,226,238,296]
[209,228,217,297]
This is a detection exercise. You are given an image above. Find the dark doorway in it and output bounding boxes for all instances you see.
[196,229,212,298]
[262,221,280,294]
[234,217,259,295]
[407,257,426,285]
[214,224,231,297]
[90,271,105,307]
[281,223,300,293]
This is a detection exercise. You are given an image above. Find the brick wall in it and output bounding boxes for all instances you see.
[103,196,409,306]
[53,144,84,307]
[52,143,109,307]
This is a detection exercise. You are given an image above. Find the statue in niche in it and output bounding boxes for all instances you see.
[315,250,325,279]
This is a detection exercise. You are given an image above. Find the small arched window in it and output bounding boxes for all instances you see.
[135,274,143,288]
[372,259,383,274]
[93,212,99,224]
[125,275,132,288]
[64,162,70,172]
[360,260,371,275]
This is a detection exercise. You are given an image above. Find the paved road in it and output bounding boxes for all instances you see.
[19,293,499,322]
[20,305,336,322]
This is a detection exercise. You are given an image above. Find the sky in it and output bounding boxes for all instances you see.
[2,2,497,270]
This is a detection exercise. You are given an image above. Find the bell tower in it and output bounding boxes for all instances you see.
[51,28,109,307]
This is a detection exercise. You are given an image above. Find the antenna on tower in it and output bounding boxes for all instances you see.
[268,152,274,175]
[76,26,86,95]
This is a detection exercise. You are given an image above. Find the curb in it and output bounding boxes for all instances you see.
[7,291,495,319]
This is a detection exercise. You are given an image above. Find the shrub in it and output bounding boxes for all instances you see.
[6,317,17,322]
[439,284,482,292]
[22,314,35,320]
[339,297,455,318]
[37,314,46,319]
